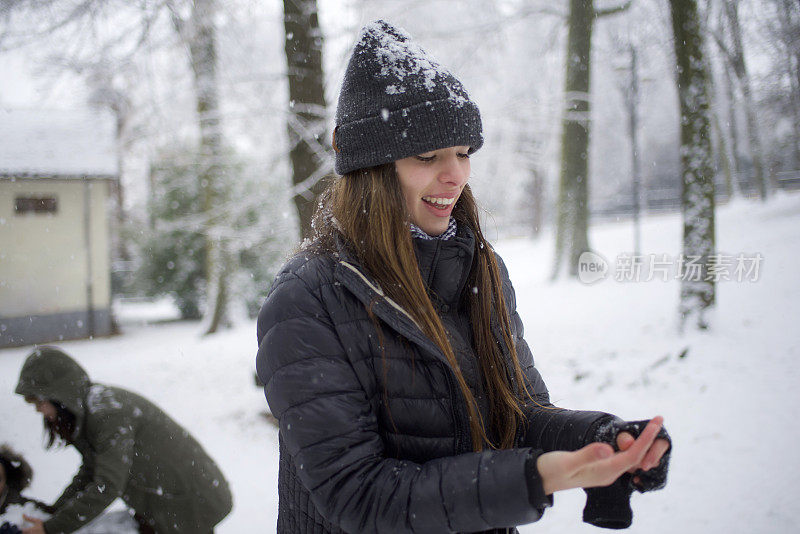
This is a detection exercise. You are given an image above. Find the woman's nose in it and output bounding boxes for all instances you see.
[438,157,469,186]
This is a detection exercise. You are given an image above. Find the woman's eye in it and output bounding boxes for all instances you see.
[415,155,436,162]
[457,152,470,159]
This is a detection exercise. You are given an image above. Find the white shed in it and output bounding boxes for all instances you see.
[0,108,118,348]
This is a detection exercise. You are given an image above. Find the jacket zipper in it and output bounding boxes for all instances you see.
[338,260,471,454]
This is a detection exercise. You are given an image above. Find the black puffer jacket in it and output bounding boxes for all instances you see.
[256,226,612,533]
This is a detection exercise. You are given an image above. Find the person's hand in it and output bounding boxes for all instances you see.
[536,416,663,495]
[20,516,46,534]
[616,428,670,486]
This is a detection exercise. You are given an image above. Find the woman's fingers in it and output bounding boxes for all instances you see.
[578,418,663,485]
[616,431,635,451]
[616,419,669,472]
[603,417,664,474]
[616,432,637,472]
[641,438,671,471]
[627,416,663,461]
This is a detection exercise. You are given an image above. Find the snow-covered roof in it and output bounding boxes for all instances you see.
[0,108,118,177]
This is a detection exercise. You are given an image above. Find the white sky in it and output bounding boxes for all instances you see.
[0,50,86,109]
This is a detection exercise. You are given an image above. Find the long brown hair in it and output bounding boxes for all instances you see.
[310,163,534,450]
[44,402,76,449]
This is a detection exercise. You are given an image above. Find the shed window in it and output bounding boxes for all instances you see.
[15,196,58,214]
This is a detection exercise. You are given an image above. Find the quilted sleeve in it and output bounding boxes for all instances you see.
[493,252,614,453]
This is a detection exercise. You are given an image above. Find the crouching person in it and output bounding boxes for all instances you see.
[15,346,233,534]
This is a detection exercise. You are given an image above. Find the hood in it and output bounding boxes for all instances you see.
[15,346,91,421]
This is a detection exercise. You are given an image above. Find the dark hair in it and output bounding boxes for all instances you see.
[44,402,77,449]
[0,444,33,492]
[310,164,537,450]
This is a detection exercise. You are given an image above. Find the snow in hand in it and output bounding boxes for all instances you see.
[0,503,48,530]
[1,192,799,533]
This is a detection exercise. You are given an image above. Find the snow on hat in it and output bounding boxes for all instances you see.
[333,20,483,175]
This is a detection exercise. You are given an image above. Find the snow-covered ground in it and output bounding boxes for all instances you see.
[2,192,799,533]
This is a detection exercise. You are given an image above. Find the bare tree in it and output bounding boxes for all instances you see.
[166,0,233,334]
[709,0,768,199]
[669,0,717,330]
[552,0,631,279]
[282,0,330,239]
[700,0,736,199]
[613,42,644,255]
[769,0,800,169]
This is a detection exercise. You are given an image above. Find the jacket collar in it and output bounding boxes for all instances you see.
[412,223,475,307]
[333,234,449,362]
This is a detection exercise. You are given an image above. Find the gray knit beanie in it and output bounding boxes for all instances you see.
[333,20,483,175]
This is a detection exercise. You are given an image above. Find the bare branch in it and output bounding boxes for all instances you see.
[0,0,96,51]
[414,3,567,39]
[708,25,736,70]
[595,0,632,18]
[163,0,185,41]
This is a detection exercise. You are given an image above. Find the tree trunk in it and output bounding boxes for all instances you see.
[776,0,800,169]
[204,237,230,334]
[623,44,643,256]
[551,0,630,278]
[552,0,594,278]
[282,0,329,239]
[112,112,131,262]
[724,0,768,199]
[711,108,734,199]
[701,0,734,199]
[173,0,231,334]
[531,171,543,237]
[709,0,745,194]
[670,0,717,330]
[722,61,742,183]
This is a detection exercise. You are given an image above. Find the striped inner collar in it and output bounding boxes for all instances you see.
[409,218,457,241]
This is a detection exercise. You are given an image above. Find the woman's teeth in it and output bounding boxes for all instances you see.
[422,196,455,208]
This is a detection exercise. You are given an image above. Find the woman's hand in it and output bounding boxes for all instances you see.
[616,426,670,486]
[21,515,46,534]
[536,416,664,495]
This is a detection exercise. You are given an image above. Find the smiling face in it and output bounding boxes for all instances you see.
[394,146,471,236]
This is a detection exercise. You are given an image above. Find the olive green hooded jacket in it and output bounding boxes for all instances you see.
[15,347,233,534]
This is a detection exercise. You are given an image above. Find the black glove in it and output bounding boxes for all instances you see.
[583,418,672,529]
[0,522,23,534]
[583,475,634,529]
[597,419,672,493]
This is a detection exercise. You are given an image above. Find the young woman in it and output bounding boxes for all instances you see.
[256,20,671,533]
[15,346,233,534]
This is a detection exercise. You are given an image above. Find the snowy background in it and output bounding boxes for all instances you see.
[2,191,799,533]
